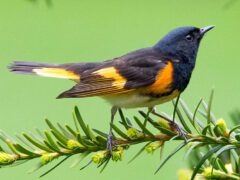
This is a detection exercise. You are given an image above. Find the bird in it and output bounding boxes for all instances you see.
[9,25,215,151]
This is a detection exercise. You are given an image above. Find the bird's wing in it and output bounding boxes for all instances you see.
[57,48,173,98]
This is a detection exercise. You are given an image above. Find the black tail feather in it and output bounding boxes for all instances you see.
[8,61,100,76]
[8,61,58,75]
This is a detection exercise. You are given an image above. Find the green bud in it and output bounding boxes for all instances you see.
[157,118,171,129]
[92,150,108,164]
[112,146,124,162]
[127,128,143,140]
[177,169,194,180]
[145,141,162,154]
[216,118,229,137]
[40,152,59,165]
[0,152,16,165]
[67,139,84,150]
[202,166,228,179]
[225,163,233,174]
[202,166,214,177]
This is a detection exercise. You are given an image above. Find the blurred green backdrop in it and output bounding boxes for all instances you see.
[0,0,240,179]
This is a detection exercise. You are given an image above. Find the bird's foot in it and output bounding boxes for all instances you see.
[106,133,116,155]
[170,122,188,143]
[150,108,188,143]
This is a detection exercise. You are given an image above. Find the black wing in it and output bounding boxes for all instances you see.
[57,48,167,98]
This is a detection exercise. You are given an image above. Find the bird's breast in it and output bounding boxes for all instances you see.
[103,89,180,108]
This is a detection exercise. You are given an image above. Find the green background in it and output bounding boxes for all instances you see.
[0,0,240,179]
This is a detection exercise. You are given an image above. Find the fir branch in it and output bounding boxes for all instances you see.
[0,92,240,179]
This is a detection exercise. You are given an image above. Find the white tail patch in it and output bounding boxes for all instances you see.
[33,68,80,80]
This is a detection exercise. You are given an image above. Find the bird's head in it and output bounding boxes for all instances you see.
[154,26,215,65]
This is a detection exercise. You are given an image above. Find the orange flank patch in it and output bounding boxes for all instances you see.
[93,67,127,89]
[144,62,174,94]
[33,68,80,80]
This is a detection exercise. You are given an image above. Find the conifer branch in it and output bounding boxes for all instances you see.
[0,91,240,179]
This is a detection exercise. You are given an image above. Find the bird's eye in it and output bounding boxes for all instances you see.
[185,35,193,41]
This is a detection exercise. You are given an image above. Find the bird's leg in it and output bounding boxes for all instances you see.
[149,107,172,122]
[143,108,151,135]
[172,95,187,142]
[172,95,187,141]
[106,106,118,154]
[150,99,188,142]
[172,94,181,123]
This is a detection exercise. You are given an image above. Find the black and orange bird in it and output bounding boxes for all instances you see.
[9,25,214,151]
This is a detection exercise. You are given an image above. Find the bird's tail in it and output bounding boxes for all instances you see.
[8,61,99,80]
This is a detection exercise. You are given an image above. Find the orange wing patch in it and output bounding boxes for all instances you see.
[93,67,127,89]
[143,62,173,94]
[33,68,80,80]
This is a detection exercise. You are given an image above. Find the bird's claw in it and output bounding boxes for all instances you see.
[106,133,116,155]
[150,108,188,143]
[170,122,188,143]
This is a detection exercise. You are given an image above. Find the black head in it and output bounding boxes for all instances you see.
[154,26,214,66]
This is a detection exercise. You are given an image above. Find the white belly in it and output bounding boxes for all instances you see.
[102,91,179,108]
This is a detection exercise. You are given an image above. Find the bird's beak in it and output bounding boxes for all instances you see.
[200,25,215,36]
